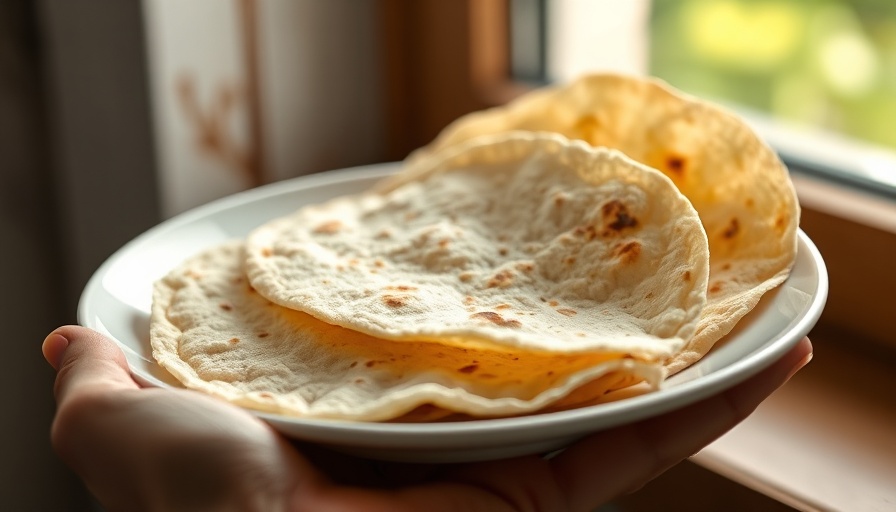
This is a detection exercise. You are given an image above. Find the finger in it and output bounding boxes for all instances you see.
[550,336,813,509]
[45,325,137,405]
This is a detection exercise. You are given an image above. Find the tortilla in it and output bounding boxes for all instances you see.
[245,132,710,361]
[389,74,800,372]
[150,240,665,421]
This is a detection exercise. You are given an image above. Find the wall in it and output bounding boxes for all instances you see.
[0,0,386,508]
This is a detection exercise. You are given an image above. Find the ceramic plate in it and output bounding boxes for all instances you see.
[79,163,828,463]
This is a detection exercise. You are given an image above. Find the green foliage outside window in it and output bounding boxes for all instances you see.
[650,0,896,150]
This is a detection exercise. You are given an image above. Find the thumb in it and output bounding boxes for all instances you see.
[43,325,138,405]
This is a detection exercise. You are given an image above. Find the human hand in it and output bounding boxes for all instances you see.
[44,325,811,512]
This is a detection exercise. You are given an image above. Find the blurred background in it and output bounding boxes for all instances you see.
[2,0,894,509]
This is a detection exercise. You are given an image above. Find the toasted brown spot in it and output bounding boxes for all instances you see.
[365,360,377,367]
[709,282,723,294]
[574,224,599,240]
[185,269,202,279]
[721,263,732,271]
[374,259,386,268]
[459,271,475,282]
[470,311,522,328]
[602,200,638,232]
[256,332,269,338]
[495,303,511,310]
[349,361,358,368]
[261,247,273,257]
[486,270,514,288]
[458,364,478,374]
[666,155,686,175]
[438,238,451,248]
[564,256,577,265]
[498,247,509,256]
[385,285,417,291]
[556,308,578,317]
[375,229,392,240]
[723,218,740,239]
[575,114,601,143]
[219,303,233,311]
[515,261,535,272]
[382,295,407,307]
[548,300,559,307]
[683,271,692,282]
[554,193,566,207]
[614,241,642,263]
[229,337,240,344]
[775,213,787,231]
[312,220,343,234]
[745,197,755,208]
[258,392,273,399]
[463,296,476,305]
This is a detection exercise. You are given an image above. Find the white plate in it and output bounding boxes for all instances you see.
[79,162,828,463]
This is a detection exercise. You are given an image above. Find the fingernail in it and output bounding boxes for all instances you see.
[42,333,70,370]
[786,352,813,381]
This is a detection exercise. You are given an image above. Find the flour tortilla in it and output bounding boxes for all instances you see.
[245,133,710,361]
[151,240,664,421]
[392,74,800,372]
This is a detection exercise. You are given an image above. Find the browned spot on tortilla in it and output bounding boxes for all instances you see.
[385,285,417,291]
[683,271,692,282]
[665,154,686,175]
[374,259,386,268]
[723,218,740,239]
[645,292,654,299]
[470,311,522,328]
[495,304,511,310]
[554,193,566,207]
[438,238,451,248]
[721,263,732,271]
[349,361,358,368]
[259,392,273,399]
[775,213,788,232]
[375,229,392,240]
[487,270,514,288]
[463,296,476,305]
[459,271,475,283]
[614,241,642,263]
[745,197,755,208]
[256,332,269,338]
[548,300,559,307]
[365,360,377,367]
[404,211,420,221]
[498,247,509,256]
[458,364,478,374]
[602,200,638,232]
[557,308,577,317]
[185,269,202,279]
[229,337,240,344]
[219,303,233,311]
[382,295,407,307]
[574,224,599,240]
[312,220,343,234]
[574,114,601,144]
[564,256,577,266]
[261,247,273,257]
[515,261,535,272]
[709,282,723,294]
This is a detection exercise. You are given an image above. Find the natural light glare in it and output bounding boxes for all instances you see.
[684,0,802,72]
[817,31,879,97]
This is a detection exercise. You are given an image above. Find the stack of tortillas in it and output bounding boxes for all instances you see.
[150,74,799,422]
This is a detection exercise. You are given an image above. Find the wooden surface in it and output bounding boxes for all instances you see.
[693,329,896,511]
